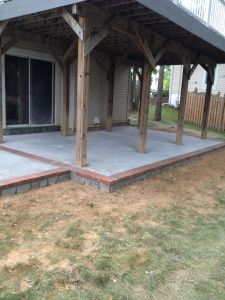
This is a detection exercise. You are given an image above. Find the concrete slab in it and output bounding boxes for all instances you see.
[0,150,56,181]
[3,126,223,176]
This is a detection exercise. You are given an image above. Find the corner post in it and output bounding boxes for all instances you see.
[76,17,90,167]
[106,57,115,132]
[176,63,190,145]
[138,59,151,152]
[62,60,70,136]
[201,64,215,139]
[0,36,3,144]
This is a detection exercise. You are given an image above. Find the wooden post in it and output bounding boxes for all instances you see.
[154,65,165,122]
[176,64,190,145]
[75,17,90,167]
[132,69,137,111]
[62,60,70,136]
[138,59,151,152]
[0,37,3,144]
[106,58,115,132]
[201,66,215,139]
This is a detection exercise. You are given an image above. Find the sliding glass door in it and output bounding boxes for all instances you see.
[5,55,54,127]
[5,55,29,125]
[30,59,53,125]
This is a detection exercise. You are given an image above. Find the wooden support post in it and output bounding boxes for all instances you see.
[62,61,70,136]
[0,37,3,144]
[154,65,165,122]
[201,65,215,139]
[106,58,115,132]
[176,63,190,145]
[76,17,90,167]
[138,59,151,152]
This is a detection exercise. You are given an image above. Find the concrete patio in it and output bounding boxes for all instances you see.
[0,126,224,195]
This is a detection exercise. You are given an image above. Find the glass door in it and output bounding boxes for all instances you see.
[5,56,54,127]
[5,55,29,125]
[30,59,53,125]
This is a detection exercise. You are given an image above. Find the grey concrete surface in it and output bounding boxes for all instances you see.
[3,126,223,176]
[0,150,56,181]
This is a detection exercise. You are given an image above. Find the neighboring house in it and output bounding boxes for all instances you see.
[2,43,130,134]
[169,64,225,106]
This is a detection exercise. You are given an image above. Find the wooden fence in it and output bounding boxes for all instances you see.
[185,92,225,132]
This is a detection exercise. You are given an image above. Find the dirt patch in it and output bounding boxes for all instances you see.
[0,243,54,268]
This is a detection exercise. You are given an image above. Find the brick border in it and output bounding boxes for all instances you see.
[0,168,71,197]
[0,142,225,194]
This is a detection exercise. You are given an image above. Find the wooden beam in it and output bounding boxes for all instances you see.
[49,47,63,69]
[3,28,65,50]
[1,38,17,55]
[85,25,109,56]
[0,37,3,144]
[0,0,83,21]
[62,41,77,65]
[176,64,190,145]
[62,61,70,136]
[154,65,165,122]
[201,65,216,139]
[189,59,199,78]
[76,17,90,167]
[134,67,142,82]
[75,3,215,67]
[0,20,8,36]
[61,8,84,41]
[106,58,115,132]
[138,59,151,152]
[154,40,170,65]
[132,23,155,67]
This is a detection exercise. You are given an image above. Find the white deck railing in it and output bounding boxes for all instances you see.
[172,0,225,37]
[0,0,12,4]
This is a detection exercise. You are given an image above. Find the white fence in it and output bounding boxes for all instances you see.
[172,0,225,37]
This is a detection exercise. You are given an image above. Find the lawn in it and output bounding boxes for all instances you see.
[0,150,225,299]
[129,104,225,141]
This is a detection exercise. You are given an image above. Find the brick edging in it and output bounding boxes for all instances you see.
[0,168,70,196]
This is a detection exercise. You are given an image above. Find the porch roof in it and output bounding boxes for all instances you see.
[1,0,225,65]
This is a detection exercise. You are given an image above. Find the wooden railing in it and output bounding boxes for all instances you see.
[172,0,225,37]
[185,92,225,131]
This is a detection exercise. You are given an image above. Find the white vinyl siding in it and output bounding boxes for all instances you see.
[68,58,129,130]
[169,64,225,105]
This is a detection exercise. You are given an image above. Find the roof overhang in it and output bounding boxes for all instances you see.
[138,0,225,54]
[0,0,84,21]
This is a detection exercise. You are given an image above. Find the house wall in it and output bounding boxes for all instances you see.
[2,43,130,130]
[169,64,225,106]
[68,57,130,130]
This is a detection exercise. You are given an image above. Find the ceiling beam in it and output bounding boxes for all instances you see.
[0,20,8,36]
[3,28,66,51]
[74,2,215,66]
[1,38,17,55]
[61,8,83,41]
[0,0,83,21]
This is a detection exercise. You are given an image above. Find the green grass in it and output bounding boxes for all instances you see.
[129,104,225,140]
[1,201,225,299]
[1,166,225,299]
